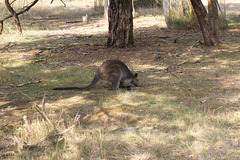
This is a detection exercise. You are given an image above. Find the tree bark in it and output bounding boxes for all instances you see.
[211,0,219,43]
[5,0,22,34]
[190,0,218,46]
[104,0,109,20]
[0,21,3,34]
[107,0,134,48]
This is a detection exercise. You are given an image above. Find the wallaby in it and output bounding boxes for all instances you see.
[53,60,139,91]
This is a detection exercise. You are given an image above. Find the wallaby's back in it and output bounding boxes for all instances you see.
[96,60,133,81]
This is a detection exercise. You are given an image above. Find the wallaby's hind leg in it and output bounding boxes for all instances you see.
[112,75,121,90]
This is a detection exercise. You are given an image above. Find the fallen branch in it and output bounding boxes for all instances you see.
[0,137,16,151]
[0,92,8,95]
[34,105,53,127]
[16,80,42,88]
[0,42,11,50]
[34,93,54,128]
[176,60,189,67]
[0,144,14,150]
[13,89,53,127]
[54,110,80,136]
[42,91,46,112]
[1,80,41,89]
[0,42,16,51]
[0,151,15,158]
[66,21,81,23]
[191,40,203,48]
[13,86,34,101]
[105,127,140,135]
[23,130,56,149]
[0,145,8,150]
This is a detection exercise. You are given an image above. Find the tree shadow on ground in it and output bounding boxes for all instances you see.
[1,17,239,121]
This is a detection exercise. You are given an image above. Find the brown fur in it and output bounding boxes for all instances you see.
[53,60,139,91]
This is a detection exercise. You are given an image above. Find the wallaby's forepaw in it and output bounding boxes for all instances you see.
[120,86,132,90]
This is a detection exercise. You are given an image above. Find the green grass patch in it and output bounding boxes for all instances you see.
[167,17,194,29]
[227,15,240,29]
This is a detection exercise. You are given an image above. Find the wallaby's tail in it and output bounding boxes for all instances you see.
[53,87,86,90]
[53,75,99,91]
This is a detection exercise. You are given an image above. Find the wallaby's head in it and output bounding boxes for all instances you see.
[132,73,139,86]
[122,73,139,87]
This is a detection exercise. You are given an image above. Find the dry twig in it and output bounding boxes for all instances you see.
[41,91,46,113]
[54,110,81,136]
[0,138,15,150]
[34,102,54,128]
[0,42,11,50]
[50,0,66,7]
[14,136,24,151]
[13,86,34,101]
[192,40,203,48]
[0,151,15,158]
[24,110,80,149]
[13,88,53,127]
[15,80,42,88]
[23,115,32,133]
[105,127,140,135]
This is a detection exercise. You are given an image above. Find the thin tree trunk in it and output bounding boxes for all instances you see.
[104,0,109,19]
[211,0,219,43]
[190,0,218,46]
[132,0,135,18]
[107,0,134,48]
[5,0,22,34]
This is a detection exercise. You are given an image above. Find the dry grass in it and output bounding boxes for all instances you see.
[0,1,240,160]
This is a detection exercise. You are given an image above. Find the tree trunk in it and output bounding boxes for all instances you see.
[5,0,22,34]
[211,0,219,43]
[132,0,135,18]
[107,0,134,48]
[104,0,109,20]
[190,0,218,46]
[163,0,170,24]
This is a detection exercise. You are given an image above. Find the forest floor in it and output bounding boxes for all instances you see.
[0,1,240,160]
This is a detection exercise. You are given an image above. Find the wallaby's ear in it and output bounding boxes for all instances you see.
[134,73,138,77]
